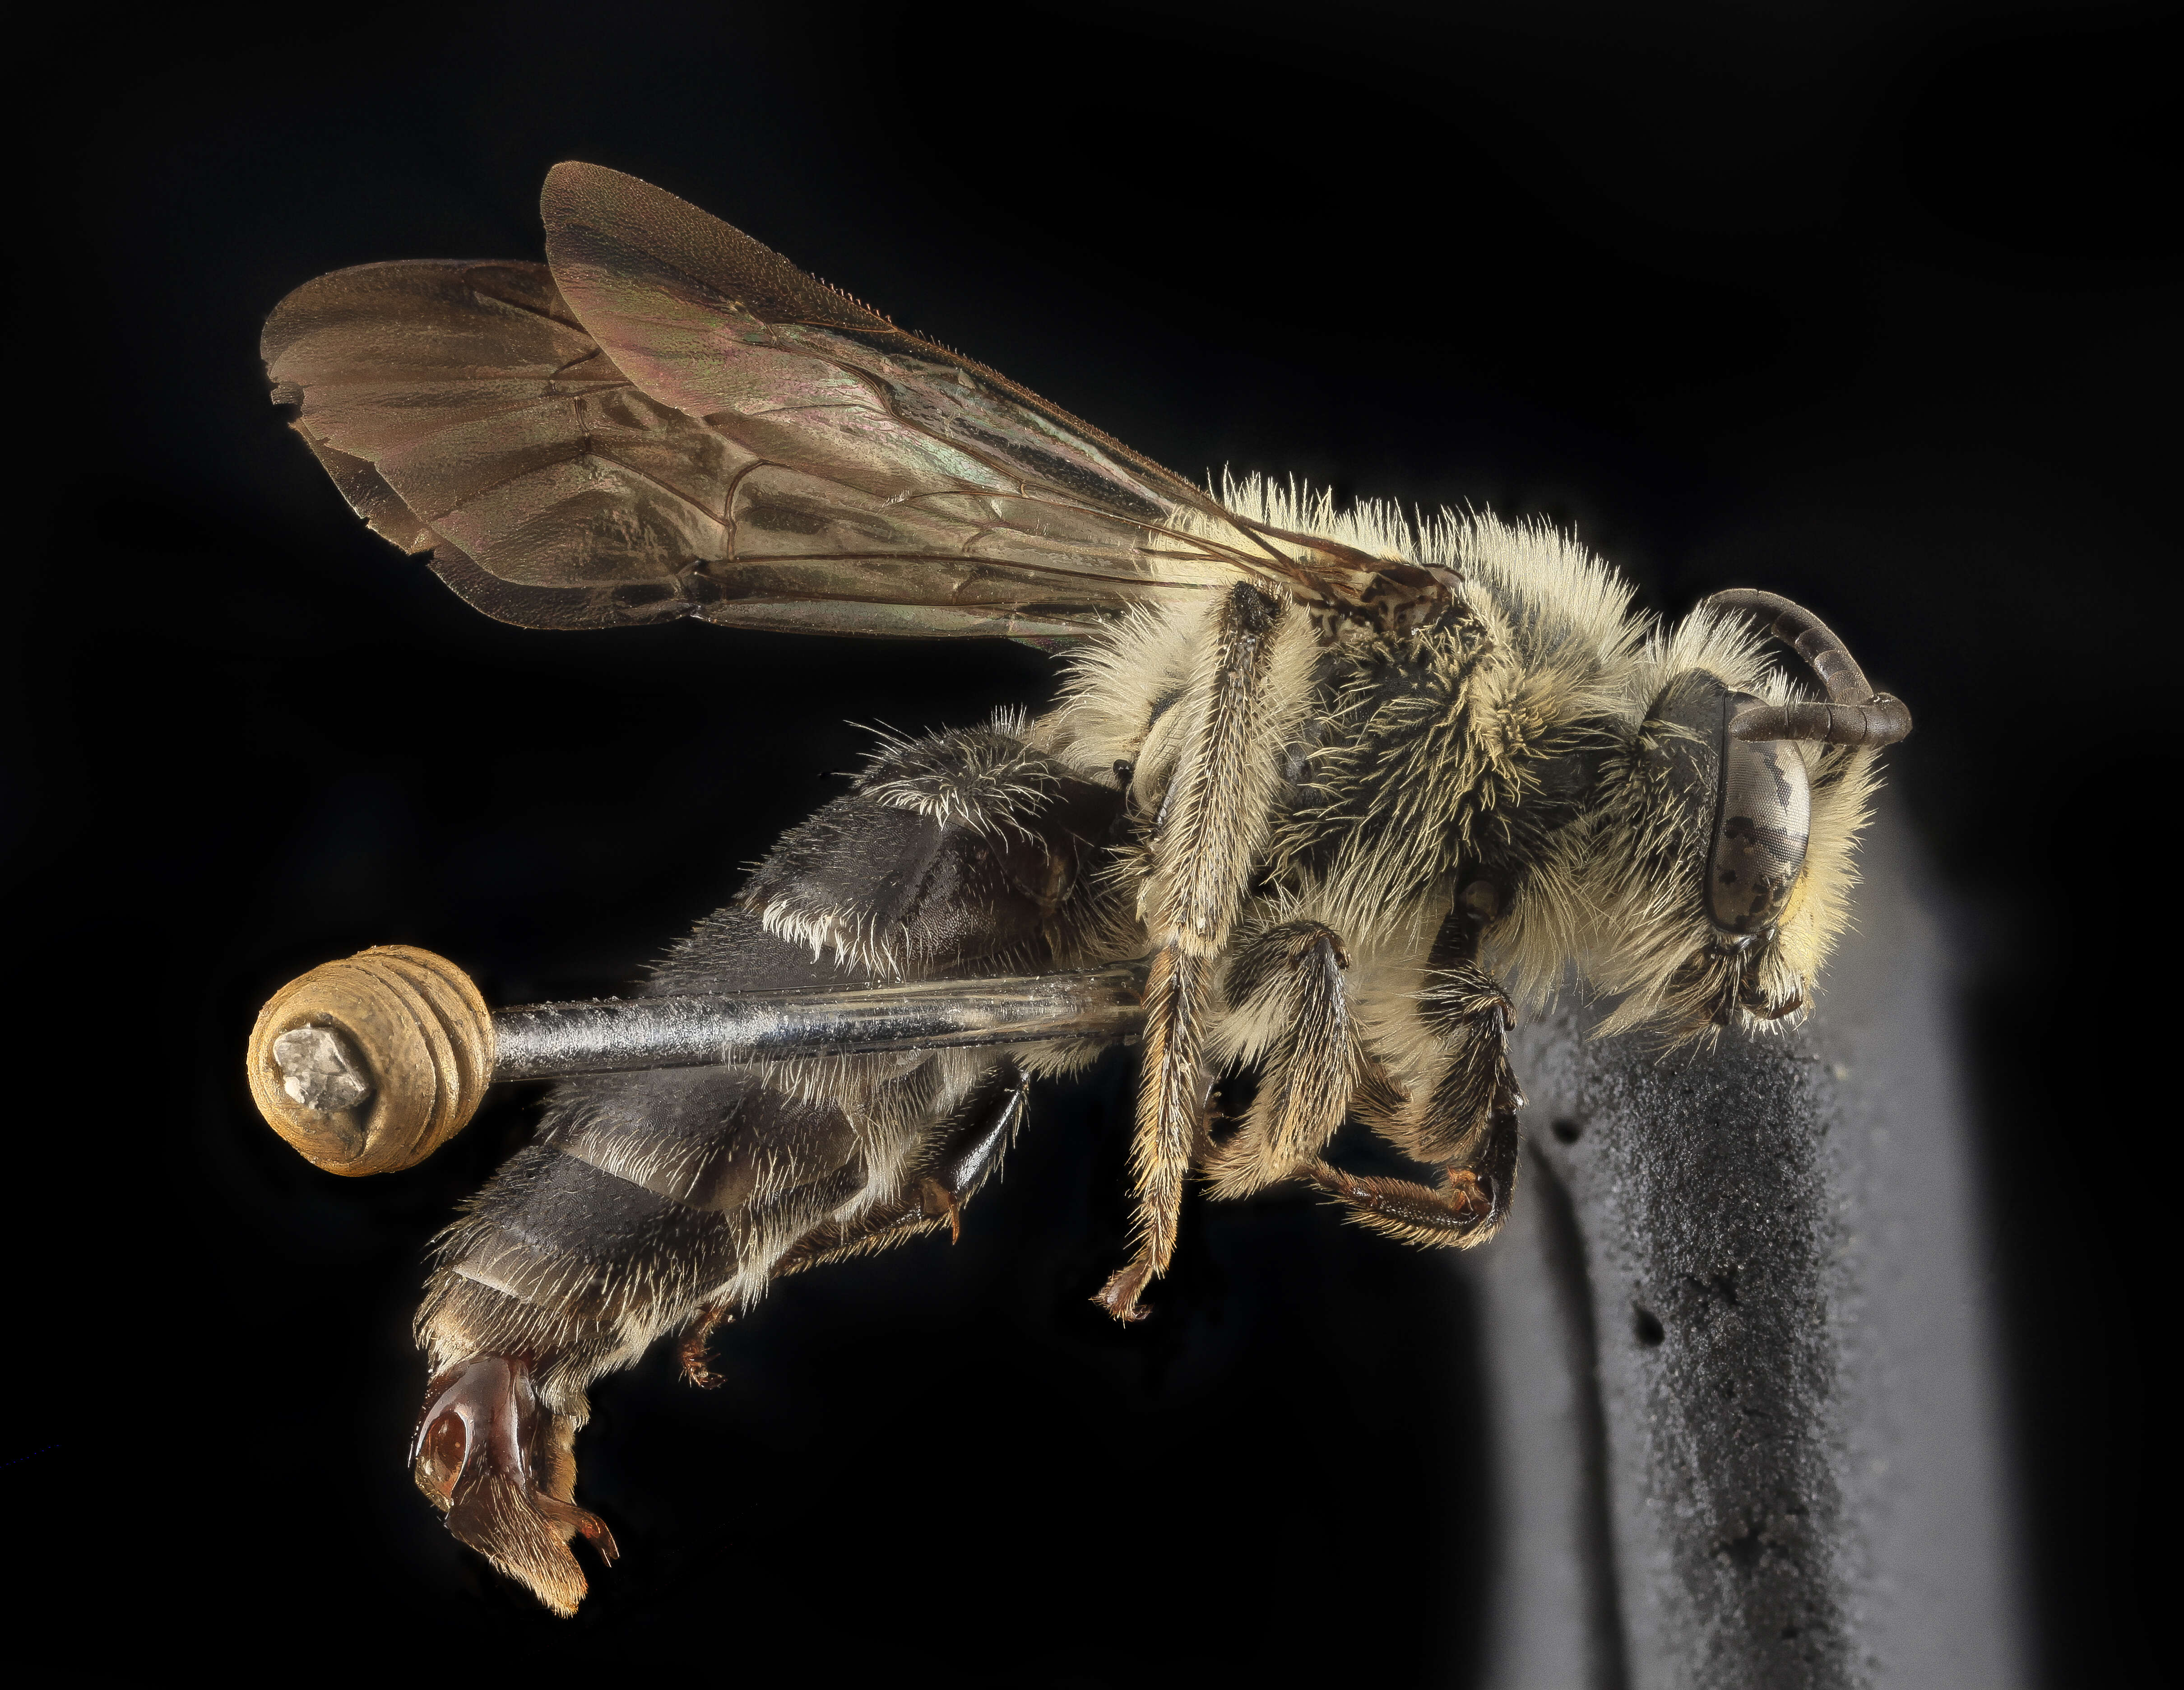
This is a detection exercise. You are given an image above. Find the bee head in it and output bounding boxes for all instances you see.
[1578,592,1906,1043]
[1630,669,1818,1033]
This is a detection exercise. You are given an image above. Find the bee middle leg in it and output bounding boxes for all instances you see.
[1202,919,1358,1199]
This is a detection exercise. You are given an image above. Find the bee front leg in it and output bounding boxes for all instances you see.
[1303,956,1525,1248]
[1297,1124,1519,1247]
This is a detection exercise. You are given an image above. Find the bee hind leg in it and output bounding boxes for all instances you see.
[915,1061,1030,1243]
[676,1068,1034,1392]
[1098,583,1303,1322]
[769,1063,1033,1282]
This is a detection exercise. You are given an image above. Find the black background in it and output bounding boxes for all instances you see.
[9,2,2173,1681]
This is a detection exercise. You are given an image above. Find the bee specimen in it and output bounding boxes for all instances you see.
[257,162,1909,1615]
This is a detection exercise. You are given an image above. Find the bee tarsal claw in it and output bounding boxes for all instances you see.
[1093,1260,1157,1323]
[918,1175,965,1243]
[678,1305,734,1388]
[535,1493,620,1565]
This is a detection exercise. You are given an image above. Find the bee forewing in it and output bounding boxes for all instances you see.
[260,258,738,630]
[537,162,1257,623]
[263,161,1440,648]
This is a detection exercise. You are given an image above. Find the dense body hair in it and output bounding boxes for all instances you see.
[1039,483,1873,1049]
[411,490,1878,1612]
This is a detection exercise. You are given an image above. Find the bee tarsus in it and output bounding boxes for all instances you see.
[678,1305,733,1388]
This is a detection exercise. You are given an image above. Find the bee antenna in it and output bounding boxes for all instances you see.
[1699,589,1912,748]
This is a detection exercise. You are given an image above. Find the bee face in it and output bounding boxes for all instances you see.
[1586,663,1845,1040]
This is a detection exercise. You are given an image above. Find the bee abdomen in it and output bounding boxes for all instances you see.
[422,1061,888,1363]
[418,723,1125,1385]
[445,1148,742,1314]
[548,1070,860,1212]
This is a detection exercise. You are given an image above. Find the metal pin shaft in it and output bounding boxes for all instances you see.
[491,962,1149,1080]
[272,961,1150,1105]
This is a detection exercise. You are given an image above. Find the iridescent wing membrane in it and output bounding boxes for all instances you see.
[263,162,1432,643]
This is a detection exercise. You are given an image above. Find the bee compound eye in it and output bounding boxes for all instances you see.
[1707,696,1812,936]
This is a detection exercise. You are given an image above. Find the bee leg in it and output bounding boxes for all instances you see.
[1099,583,1298,1323]
[1411,959,1526,1162]
[674,1076,1019,1347]
[410,724,1122,1616]
[411,1354,616,1618]
[1095,946,1213,1322]
[916,1177,964,1244]
[1297,1104,1521,1248]
[1303,952,1526,1249]
[771,1064,1031,1278]
[920,1061,1030,1241]
[678,1304,735,1388]
[1203,920,1357,1200]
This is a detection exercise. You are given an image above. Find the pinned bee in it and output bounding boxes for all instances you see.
[250,162,1908,1615]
